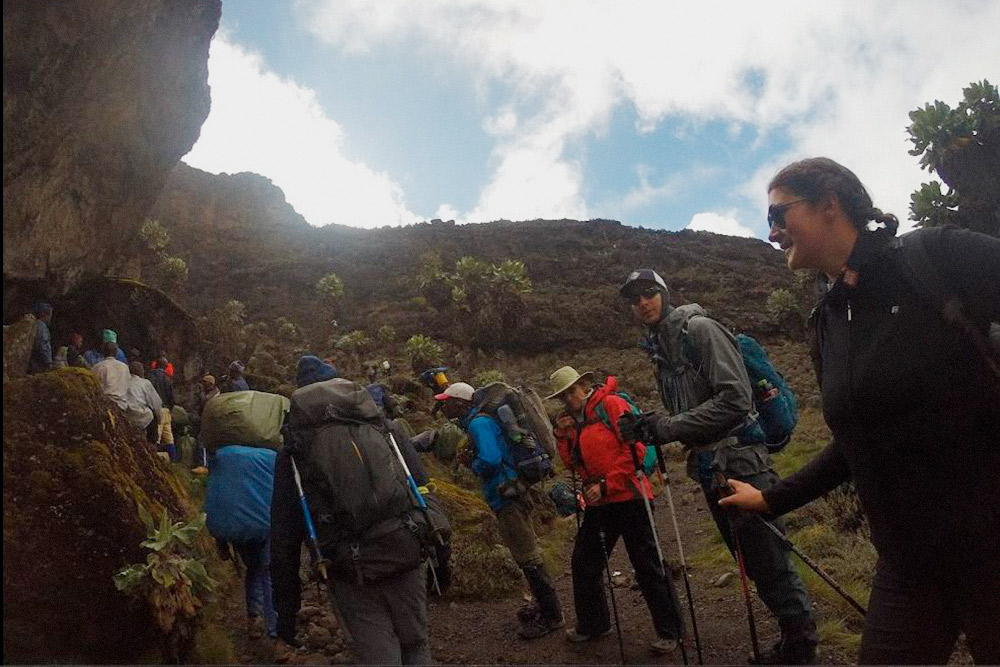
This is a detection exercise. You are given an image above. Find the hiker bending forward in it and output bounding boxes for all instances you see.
[549,366,683,655]
[441,382,566,640]
[722,157,1000,665]
[618,269,818,665]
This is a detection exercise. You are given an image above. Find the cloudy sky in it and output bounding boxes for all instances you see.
[183,0,999,237]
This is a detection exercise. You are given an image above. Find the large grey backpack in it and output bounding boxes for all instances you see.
[285,378,427,584]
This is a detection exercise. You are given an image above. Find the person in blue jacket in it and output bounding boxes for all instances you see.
[204,445,278,639]
[438,382,565,640]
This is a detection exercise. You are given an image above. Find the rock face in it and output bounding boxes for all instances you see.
[2,315,37,381]
[2,0,221,298]
[2,368,202,663]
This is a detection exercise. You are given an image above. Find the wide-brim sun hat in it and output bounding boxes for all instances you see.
[545,366,594,400]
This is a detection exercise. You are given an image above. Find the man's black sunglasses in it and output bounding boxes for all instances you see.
[627,287,661,305]
[767,199,807,230]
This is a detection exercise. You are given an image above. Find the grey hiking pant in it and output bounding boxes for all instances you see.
[332,564,431,665]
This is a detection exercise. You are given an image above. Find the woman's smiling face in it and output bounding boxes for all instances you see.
[768,187,825,272]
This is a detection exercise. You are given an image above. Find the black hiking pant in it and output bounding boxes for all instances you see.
[858,558,1000,665]
[702,470,813,623]
[571,499,684,640]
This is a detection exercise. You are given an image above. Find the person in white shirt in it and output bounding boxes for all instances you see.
[126,361,162,443]
[91,340,130,410]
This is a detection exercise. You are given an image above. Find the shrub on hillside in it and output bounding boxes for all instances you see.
[377,325,396,343]
[336,330,371,354]
[473,369,505,386]
[405,334,442,374]
[315,272,345,299]
[767,288,803,334]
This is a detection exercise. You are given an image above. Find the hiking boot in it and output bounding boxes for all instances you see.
[650,637,679,655]
[516,602,540,623]
[521,563,564,630]
[247,616,265,640]
[751,615,818,665]
[565,628,612,643]
[517,614,565,640]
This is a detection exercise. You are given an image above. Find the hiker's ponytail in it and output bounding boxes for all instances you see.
[769,157,898,235]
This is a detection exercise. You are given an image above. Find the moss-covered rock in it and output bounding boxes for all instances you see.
[2,368,206,663]
[427,472,523,599]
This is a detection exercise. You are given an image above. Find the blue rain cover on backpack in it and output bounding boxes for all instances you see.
[366,383,388,409]
[204,445,276,543]
[734,334,798,452]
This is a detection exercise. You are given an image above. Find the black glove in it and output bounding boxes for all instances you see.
[618,412,654,443]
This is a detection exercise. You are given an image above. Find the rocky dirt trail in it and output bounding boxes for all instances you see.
[225,462,856,666]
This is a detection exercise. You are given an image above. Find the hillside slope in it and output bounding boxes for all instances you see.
[151,163,798,353]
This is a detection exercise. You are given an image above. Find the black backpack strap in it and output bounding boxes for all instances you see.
[893,232,1000,379]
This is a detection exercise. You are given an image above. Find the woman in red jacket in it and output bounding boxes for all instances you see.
[548,366,683,655]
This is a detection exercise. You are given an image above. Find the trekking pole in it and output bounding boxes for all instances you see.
[290,456,352,642]
[625,437,692,666]
[572,466,625,664]
[752,515,867,617]
[598,526,627,665]
[649,441,704,665]
[714,473,760,663]
[386,432,444,597]
[625,439,668,578]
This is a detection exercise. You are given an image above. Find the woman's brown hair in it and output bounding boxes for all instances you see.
[769,157,899,235]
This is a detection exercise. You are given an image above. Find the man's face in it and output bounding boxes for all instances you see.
[629,285,664,326]
[440,399,467,420]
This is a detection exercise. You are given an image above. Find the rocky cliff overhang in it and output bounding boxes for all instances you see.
[2,0,221,302]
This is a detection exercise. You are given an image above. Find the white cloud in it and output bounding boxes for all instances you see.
[184,33,420,228]
[686,211,756,238]
[299,0,1000,229]
[433,203,461,222]
[621,165,722,211]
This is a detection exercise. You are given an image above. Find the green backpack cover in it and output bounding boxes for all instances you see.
[201,390,290,452]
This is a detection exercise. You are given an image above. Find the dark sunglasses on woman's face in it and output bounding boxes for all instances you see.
[629,287,661,305]
[767,199,807,230]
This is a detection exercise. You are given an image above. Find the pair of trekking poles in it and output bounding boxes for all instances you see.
[574,425,867,665]
[711,469,868,662]
[568,433,701,665]
[289,429,447,643]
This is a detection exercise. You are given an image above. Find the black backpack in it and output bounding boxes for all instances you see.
[891,230,1000,379]
[285,378,441,584]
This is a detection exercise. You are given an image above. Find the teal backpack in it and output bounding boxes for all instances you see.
[731,334,798,452]
[682,331,798,453]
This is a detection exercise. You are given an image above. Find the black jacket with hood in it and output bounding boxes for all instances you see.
[763,226,1000,572]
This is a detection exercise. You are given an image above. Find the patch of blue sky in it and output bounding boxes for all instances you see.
[580,103,792,233]
[221,1,492,220]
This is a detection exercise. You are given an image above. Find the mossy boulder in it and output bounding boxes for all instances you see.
[2,368,205,663]
[426,471,523,599]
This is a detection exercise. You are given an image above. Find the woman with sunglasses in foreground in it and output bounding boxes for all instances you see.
[720,157,1000,664]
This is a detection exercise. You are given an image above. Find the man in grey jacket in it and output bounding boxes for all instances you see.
[617,269,817,665]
